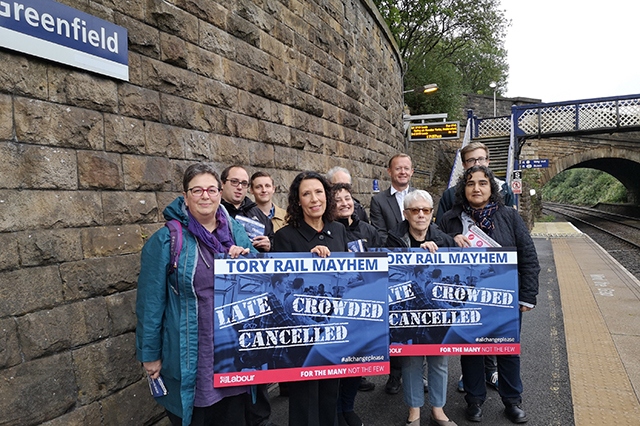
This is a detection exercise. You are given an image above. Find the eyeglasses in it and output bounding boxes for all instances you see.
[404,207,433,215]
[463,156,489,165]
[225,178,250,188]
[188,186,221,197]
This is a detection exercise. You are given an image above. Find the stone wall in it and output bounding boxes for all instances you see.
[0,0,403,424]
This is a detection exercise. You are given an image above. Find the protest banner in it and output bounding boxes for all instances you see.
[213,252,390,387]
[381,247,520,357]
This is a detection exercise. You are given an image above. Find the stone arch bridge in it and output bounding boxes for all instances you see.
[468,94,640,204]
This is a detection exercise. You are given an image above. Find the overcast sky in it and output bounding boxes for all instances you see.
[501,1,640,103]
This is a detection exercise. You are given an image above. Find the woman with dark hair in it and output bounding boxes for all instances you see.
[136,163,256,426]
[273,171,349,426]
[334,182,383,251]
[332,182,383,426]
[439,165,540,424]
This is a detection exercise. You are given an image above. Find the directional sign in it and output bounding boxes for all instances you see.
[519,159,549,169]
[409,121,460,141]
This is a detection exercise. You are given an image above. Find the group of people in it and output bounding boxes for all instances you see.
[135,142,540,426]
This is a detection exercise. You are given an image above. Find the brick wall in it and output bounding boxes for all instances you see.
[0,0,403,424]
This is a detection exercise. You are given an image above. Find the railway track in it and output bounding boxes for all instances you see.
[542,202,640,279]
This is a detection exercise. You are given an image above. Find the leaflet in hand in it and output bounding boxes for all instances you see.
[235,215,266,240]
[147,375,168,397]
[347,239,366,252]
[465,225,501,248]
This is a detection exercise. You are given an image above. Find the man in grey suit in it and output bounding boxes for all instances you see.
[370,153,415,245]
[369,153,415,395]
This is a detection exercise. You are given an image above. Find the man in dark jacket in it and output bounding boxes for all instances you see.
[370,154,416,245]
[221,165,274,253]
[369,154,416,394]
[220,165,276,426]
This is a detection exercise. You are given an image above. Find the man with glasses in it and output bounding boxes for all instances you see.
[220,165,279,426]
[435,142,515,396]
[435,142,515,224]
[220,165,274,253]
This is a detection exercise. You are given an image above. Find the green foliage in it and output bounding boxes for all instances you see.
[373,0,510,117]
[542,169,628,205]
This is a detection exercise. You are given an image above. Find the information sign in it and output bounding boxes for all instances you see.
[519,159,549,169]
[409,122,460,141]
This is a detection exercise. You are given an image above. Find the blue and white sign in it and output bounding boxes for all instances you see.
[212,252,391,387]
[0,0,128,80]
[519,159,549,169]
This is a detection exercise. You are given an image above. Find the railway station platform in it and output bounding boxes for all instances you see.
[537,224,640,425]
[267,223,640,425]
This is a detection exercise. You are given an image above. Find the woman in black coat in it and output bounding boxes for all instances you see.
[273,171,348,426]
[331,182,383,426]
[439,165,540,424]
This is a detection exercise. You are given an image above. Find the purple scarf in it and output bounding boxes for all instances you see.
[464,202,499,236]
[186,208,234,254]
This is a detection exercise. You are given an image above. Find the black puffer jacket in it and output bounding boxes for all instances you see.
[386,220,455,249]
[221,196,274,251]
[337,213,383,250]
[439,204,540,306]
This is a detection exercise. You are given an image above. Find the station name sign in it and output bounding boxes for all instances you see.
[0,0,128,80]
[409,121,460,141]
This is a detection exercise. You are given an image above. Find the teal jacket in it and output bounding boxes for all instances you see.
[135,197,256,425]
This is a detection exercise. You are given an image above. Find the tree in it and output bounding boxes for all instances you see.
[374,0,510,118]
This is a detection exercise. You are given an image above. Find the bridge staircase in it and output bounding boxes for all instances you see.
[474,136,509,179]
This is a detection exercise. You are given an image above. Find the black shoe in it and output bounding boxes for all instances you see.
[504,404,528,423]
[342,411,364,426]
[385,374,401,395]
[466,403,483,422]
[358,376,375,392]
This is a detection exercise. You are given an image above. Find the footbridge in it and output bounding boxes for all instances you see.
[456,94,640,204]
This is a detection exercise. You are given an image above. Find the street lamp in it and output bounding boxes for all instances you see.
[403,83,438,94]
[489,81,497,117]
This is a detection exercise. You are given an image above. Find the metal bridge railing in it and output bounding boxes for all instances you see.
[513,94,640,137]
[476,115,510,138]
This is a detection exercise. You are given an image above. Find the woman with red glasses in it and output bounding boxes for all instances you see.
[136,163,256,426]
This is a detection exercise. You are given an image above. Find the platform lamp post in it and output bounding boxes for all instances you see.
[401,83,439,157]
[402,83,438,120]
[403,83,438,95]
[489,81,497,117]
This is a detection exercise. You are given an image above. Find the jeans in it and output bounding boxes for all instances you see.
[401,356,448,408]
